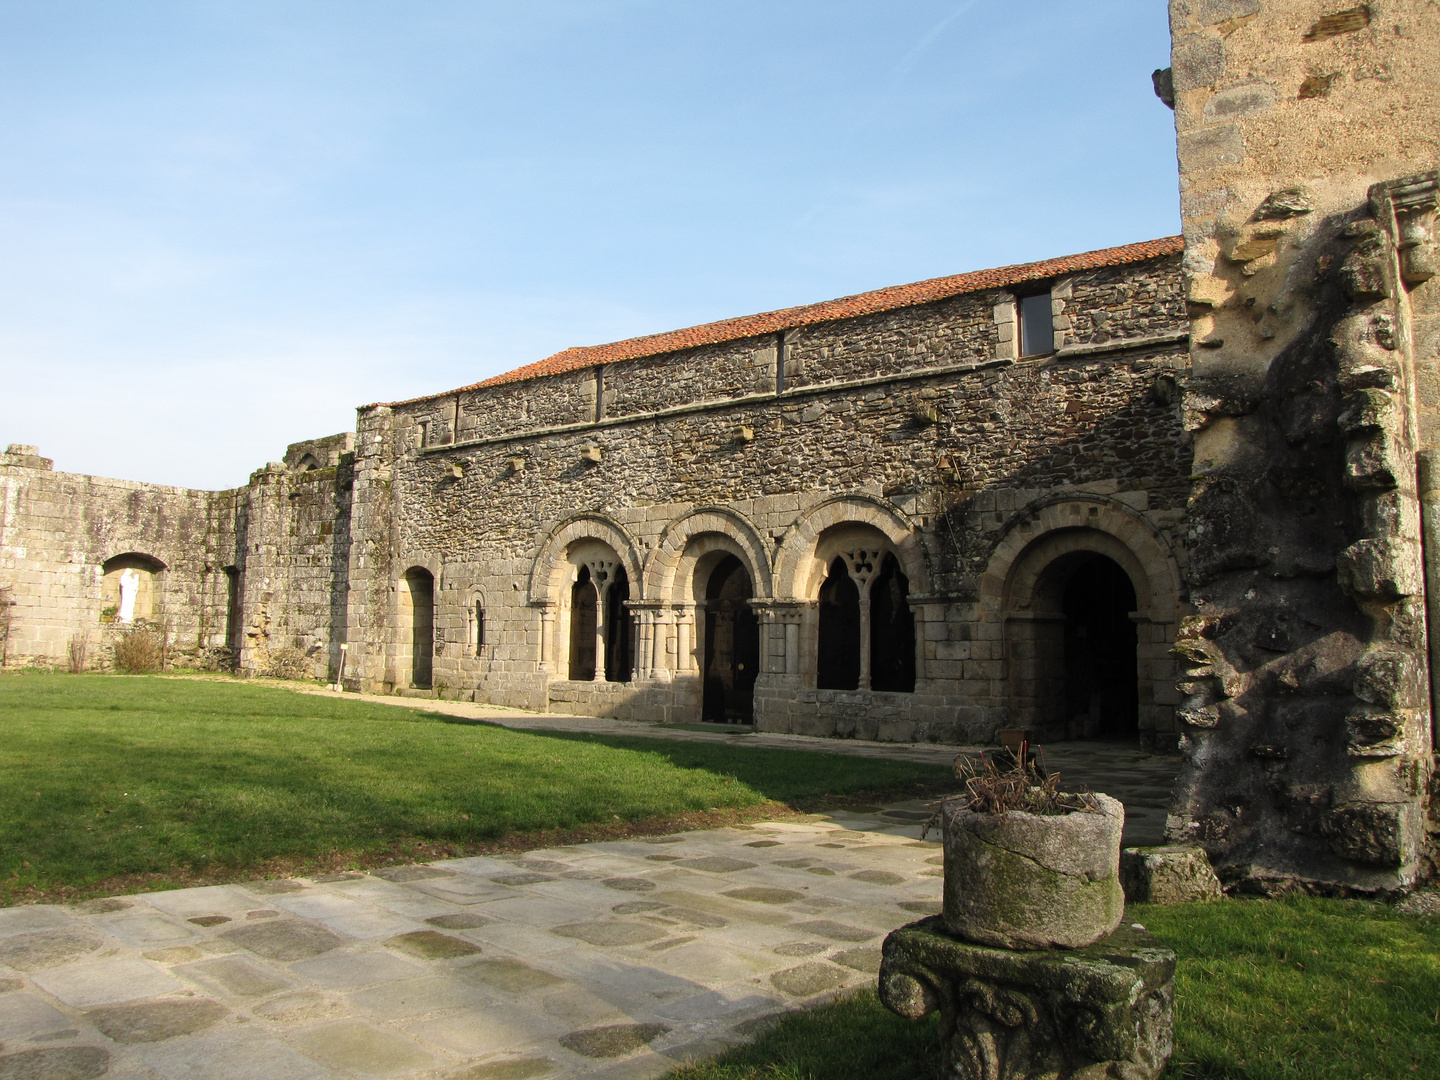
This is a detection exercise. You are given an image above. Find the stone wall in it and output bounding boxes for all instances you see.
[1166,0,1440,892]
[333,253,1192,752]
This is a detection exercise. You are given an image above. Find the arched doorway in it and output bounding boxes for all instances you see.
[402,567,434,690]
[1007,549,1139,742]
[817,556,861,690]
[1061,554,1138,740]
[703,555,758,721]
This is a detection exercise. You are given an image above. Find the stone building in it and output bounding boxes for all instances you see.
[2,0,1438,894]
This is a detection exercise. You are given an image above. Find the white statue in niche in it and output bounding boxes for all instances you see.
[117,568,140,623]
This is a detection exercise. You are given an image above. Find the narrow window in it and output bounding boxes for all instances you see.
[569,567,597,681]
[817,557,861,690]
[870,554,916,692]
[1019,291,1054,357]
[403,567,434,690]
[605,565,633,682]
[475,601,485,656]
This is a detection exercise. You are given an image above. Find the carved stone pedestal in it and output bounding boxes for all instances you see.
[879,917,1175,1080]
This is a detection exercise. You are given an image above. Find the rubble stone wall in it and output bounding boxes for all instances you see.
[1167,0,1440,891]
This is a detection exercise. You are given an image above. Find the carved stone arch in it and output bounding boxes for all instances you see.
[978,494,1184,747]
[527,513,645,605]
[773,493,929,600]
[979,495,1182,624]
[645,506,773,602]
[100,552,168,624]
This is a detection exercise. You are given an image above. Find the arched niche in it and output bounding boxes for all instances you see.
[555,537,635,684]
[773,493,929,600]
[100,553,167,624]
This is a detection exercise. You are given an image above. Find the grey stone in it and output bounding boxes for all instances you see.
[371,865,456,882]
[175,955,294,998]
[288,1019,438,1075]
[880,918,1175,1080]
[86,998,228,1043]
[0,995,71,1039]
[849,870,905,885]
[941,796,1124,950]
[772,942,827,957]
[492,873,554,886]
[385,930,483,960]
[770,963,850,998]
[898,901,941,916]
[1171,38,1223,93]
[0,1047,110,1080]
[32,958,183,1008]
[552,921,668,947]
[1121,845,1224,904]
[0,930,102,973]
[188,915,231,927]
[1178,125,1245,169]
[676,857,757,873]
[602,877,657,892]
[244,879,307,894]
[68,898,133,915]
[831,947,882,974]
[250,991,345,1023]
[220,920,346,961]
[790,920,877,943]
[744,841,781,848]
[0,979,20,993]
[720,887,802,905]
[446,1059,558,1080]
[426,912,491,929]
[559,1023,670,1058]
[612,901,668,915]
[457,958,567,993]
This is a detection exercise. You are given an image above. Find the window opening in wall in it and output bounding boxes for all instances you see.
[403,567,435,690]
[474,601,485,656]
[702,555,759,722]
[569,566,598,681]
[223,566,242,656]
[817,556,861,690]
[1062,554,1138,739]
[870,553,916,693]
[1018,290,1054,357]
[604,565,633,682]
[296,454,321,471]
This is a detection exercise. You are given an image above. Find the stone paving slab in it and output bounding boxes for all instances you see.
[1,805,961,1079]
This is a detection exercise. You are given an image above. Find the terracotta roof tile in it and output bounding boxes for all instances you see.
[386,235,1182,406]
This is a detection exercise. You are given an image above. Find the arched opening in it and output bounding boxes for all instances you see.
[473,599,486,657]
[817,556,861,690]
[605,565,633,683]
[296,453,321,471]
[101,553,166,624]
[1062,554,1139,739]
[702,555,759,722]
[402,567,434,690]
[569,565,598,681]
[870,553,915,693]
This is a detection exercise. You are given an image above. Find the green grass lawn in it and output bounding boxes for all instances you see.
[671,896,1440,1080]
[0,673,951,904]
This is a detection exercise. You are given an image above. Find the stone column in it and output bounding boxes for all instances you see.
[536,601,555,672]
[633,607,654,680]
[674,604,695,672]
[592,584,607,682]
[651,606,672,678]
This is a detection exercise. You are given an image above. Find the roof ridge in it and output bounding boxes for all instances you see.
[381,235,1182,407]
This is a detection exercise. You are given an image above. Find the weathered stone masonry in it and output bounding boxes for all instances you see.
[4,0,1438,895]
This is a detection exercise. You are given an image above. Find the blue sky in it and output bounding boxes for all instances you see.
[0,1,1179,489]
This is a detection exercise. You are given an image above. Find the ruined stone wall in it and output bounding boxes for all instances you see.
[1167,0,1440,891]
[344,254,1193,747]
[0,445,239,669]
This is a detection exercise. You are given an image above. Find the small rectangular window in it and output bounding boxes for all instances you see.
[1019,292,1054,357]
[475,602,485,655]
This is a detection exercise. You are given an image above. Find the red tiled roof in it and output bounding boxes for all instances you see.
[387,236,1182,405]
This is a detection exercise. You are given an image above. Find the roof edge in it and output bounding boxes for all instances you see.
[378,235,1182,408]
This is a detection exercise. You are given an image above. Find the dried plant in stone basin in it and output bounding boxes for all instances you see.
[930,745,1125,950]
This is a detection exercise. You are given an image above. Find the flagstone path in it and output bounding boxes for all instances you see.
[1,694,1181,1079]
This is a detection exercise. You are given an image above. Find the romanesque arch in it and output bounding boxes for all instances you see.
[978,495,1183,747]
[643,506,773,601]
[772,494,928,693]
[772,493,929,599]
[100,552,167,624]
[527,513,644,682]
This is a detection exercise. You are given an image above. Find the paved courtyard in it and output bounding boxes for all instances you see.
[0,696,1181,1080]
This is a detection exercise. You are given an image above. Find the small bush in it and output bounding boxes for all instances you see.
[67,633,89,673]
[114,628,163,673]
